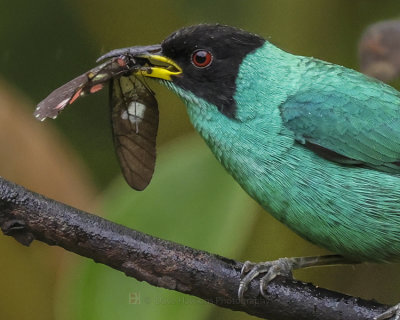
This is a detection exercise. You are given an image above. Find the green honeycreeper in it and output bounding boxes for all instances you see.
[47,24,400,319]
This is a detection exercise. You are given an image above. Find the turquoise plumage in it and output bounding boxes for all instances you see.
[165,40,400,262]
[37,23,400,319]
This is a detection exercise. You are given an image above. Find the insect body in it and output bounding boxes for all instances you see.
[35,51,159,190]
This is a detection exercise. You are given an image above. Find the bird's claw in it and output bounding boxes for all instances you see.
[238,258,294,304]
[375,303,400,320]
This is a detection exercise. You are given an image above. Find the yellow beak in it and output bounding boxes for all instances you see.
[135,54,182,81]
[97,45,182,81]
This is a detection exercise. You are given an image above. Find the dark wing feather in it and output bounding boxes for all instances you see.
[110,75,159,190]
[280,65,400,173]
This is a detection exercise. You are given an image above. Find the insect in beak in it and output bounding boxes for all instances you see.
[33,45,177,190]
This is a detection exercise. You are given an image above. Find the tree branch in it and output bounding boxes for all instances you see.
[0,177,389,319]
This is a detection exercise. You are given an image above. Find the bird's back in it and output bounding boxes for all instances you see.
[169,37,400,263]
[281,56,400,173]
[226,43,400,262]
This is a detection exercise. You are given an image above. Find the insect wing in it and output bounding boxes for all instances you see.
[34,57,131,121]
[34,73,88,121]
[110,75,159,190]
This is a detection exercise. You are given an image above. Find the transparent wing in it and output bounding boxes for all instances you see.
[110,75,159,190]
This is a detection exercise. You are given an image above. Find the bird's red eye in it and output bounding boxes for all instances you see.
[191,50,213,68]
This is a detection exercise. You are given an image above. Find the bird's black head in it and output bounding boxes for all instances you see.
[98,24,265,118]
[161,24,265,118]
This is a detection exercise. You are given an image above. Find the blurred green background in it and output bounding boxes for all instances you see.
[1,1,400,319]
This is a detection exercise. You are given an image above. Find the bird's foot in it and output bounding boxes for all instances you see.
[375,304,400,320]
[238,255,350,304]
[238,258,294,303]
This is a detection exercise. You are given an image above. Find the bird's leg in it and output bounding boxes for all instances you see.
[375,304,400,320]
[238,254,356,303]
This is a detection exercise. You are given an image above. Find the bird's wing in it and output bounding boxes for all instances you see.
[280,74,400,172]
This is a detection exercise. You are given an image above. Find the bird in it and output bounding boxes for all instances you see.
[37,24,400,320]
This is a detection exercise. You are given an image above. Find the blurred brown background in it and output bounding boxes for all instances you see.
[1,1,400,319]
